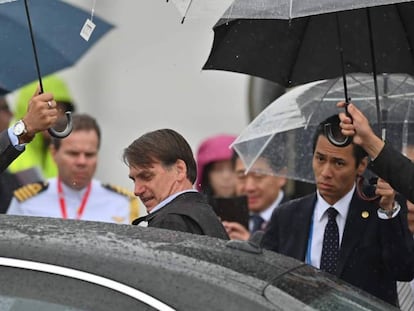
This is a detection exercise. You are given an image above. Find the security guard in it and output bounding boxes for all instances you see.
[7,113,139,224]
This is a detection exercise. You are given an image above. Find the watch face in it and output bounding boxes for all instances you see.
[13,121,25,136]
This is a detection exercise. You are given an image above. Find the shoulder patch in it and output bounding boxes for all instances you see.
[102,183,135,200]
[14,182,49,203]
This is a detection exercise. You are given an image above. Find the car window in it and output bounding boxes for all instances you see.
[265,265,397,310]
[0,258,173,311]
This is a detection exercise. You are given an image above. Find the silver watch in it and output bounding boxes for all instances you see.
[12,120,27,137]
[378,201,401,218]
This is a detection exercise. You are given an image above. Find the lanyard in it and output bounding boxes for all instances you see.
[57,178,92,219]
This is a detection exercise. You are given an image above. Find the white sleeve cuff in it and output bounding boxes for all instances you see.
[377,201,401,219]
[8,127,25,151]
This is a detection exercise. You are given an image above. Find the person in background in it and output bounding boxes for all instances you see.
[223,152,288,240]
[124,128,228,239]
[196,134,237,198]
[8,75,76,181]
[7,114,139,224]
[0,96,21,212]
[0,90,58,173]
[262,114,414,306]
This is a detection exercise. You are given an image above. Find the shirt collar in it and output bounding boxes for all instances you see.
[315,184,355,221]
[259,190,284,222]
[149,189,198,214]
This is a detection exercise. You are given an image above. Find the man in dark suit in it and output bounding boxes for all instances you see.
[223,152,288,240]
[124,128,228,239]
[262,114,414,306]
[0,90,58,173]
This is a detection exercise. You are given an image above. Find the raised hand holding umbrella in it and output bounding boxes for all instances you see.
[0,0,114,137]
[22,0,71,138]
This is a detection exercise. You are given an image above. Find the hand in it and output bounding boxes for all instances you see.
[337,102,384,159]
[21,87,58,143]
[222,221,250,241]
[407,201,414,234]
[375,178,396,211]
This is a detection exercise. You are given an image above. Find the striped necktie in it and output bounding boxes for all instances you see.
[397,281,414,311]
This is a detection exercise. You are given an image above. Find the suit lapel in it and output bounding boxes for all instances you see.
[336,192,374,276]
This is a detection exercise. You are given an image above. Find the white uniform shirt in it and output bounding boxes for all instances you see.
[7,178,139,224]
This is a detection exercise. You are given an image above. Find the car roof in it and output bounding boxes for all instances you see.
[0,215,395,311]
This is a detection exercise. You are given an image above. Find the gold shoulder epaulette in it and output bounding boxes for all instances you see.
[13,182,49,203]
[102,183,135,200]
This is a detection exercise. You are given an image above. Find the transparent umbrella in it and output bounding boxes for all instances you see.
[166,0,234,23]
[232,73,414,184]
[220,0,414,19]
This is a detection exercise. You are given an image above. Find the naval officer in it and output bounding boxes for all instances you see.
[7,114,139,224]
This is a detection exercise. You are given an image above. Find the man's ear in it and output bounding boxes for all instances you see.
[357,157,369,176]
[175,159,187,181]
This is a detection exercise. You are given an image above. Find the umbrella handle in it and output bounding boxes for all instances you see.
[48,111,73,138]
[325,103,352,147]
[324,123,352,147]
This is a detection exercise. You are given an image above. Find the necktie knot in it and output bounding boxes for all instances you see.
[327,207,338,220]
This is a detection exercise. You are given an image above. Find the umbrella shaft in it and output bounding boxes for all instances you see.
[335,13,349,103]
[366,8,382,133]
[24,0,43,93]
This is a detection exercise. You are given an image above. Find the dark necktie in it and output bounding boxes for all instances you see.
[250,214,265,233]
[320,207,339,274]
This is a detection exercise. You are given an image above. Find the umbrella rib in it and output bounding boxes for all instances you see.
[286,17,310,86]
[244,134,276,173]
[395,5,414,74]
[387,74,409,96]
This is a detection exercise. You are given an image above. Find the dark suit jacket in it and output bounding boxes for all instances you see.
[133,192,229,240]
[0,130,22,174]
[262,192,414,306]
[370,143,414,203]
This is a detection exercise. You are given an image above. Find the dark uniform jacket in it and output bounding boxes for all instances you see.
[370,143,414,203]
[0,130,22,174]
[262,192,414,306]
[133,192,229,240]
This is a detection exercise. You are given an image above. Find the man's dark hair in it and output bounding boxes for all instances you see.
[312,114,368,166]
[51,113,101,150]
[123,128,197,183]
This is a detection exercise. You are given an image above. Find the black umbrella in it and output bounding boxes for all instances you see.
[203,1,414,145]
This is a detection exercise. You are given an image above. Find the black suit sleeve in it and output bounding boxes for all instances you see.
[370,143,414,203]
[0,130,23,174]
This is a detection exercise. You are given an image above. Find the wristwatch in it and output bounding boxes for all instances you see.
[378,201,401,219]
[12,120,27,137]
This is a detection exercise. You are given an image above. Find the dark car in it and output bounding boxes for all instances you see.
[0,215,396,310]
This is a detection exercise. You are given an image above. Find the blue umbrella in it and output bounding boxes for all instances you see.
[0,0,114,93]
[0,0,114,136]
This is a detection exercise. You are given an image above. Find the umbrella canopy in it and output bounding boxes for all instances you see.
[0,0,114,94]
[204,2,414,88]
[232,73,414,184]
[167,0,234,23]
[220,0,414,19]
